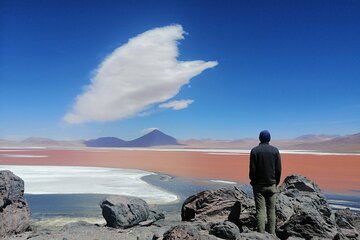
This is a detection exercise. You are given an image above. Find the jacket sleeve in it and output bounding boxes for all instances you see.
[275,150,282,186]
[249,149,256,184]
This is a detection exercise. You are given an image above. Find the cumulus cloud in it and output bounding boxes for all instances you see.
[64,24,218,124]
[159,99,194,110]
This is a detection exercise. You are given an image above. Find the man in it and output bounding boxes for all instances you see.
[249,130,281,234]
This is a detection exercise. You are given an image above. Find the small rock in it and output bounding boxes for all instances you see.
[149,209,166,221]
[239,231,279,239]
[139,219,155,226]
[209,221,241,240]
[152,232,161,239]
[163,225,200,240]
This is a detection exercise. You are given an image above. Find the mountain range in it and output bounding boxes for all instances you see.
[1,130,359,152]
[84,129,179,147]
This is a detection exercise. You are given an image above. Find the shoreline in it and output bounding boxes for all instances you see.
[0,165,178,204]
[0,166,355,231]
[140,172,246,211]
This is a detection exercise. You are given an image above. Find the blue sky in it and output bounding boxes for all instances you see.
[1,0,359,140]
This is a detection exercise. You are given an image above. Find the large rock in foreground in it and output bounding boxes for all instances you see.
[181,186,256,229]
[0,170,31,237]
[335,208,360,239]
[276,174,337,239]
[100,195,149,229]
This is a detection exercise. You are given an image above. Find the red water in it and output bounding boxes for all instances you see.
[0,149,359,193]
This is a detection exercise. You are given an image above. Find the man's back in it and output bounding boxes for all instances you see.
[249,130,282,234]
[249,142,281,186]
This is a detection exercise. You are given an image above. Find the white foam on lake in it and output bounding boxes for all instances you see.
[210,179,238,184]
[0,165,178,204]
[207,152,248,156]
[329,204,360,212]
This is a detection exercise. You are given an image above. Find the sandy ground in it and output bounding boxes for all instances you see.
[0,148,359,193]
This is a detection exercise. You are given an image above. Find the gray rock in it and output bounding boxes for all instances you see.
[283,237,304,240]
[239,231,279,239]
[335,208,360,240]
[163,225,201,240]
[0,170,31,237]
[335,208,360,230]
[275,174,337,239]
[209,221,241,239]
[100,195,150,229]
[277,210,334,239]
[149,209,165,221]
[181,186,255,229]
[152,232,161,239]
[139,219,155,226]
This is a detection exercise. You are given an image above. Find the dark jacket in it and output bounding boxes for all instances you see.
[249,143,282,186]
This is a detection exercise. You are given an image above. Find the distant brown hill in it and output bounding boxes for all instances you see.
[0,137,85,148]
[180,133,360,153]
[285,133,360,152]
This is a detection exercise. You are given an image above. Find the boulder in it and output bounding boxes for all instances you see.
[0,170,31,237]
[335,208,360,239]
[181,186,256,229]
[276,174,337,239]
[163,224,201,240]
[209,221,241,239]
[100,195,149,229]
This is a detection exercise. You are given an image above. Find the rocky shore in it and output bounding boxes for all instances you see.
[1,170,359,240]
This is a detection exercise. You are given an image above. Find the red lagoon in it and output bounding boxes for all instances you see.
[0,148,359,193]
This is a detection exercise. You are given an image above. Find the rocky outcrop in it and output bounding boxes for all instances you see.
[335,208,360,239]
[0,170,31,237]
[99,195,150,229]
[181,186,256,229]
[275,174,337,239]
[180,174,360,240]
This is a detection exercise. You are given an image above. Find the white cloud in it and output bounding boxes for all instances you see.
[142,127,159,133]
[64,24,218,124]
[159,99,194,110]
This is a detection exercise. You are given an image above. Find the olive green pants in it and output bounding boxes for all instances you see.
[253,184,278,234]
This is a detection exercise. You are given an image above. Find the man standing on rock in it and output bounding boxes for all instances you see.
[249,130,282,234]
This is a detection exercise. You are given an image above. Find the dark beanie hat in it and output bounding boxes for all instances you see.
[259,130,271,143]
